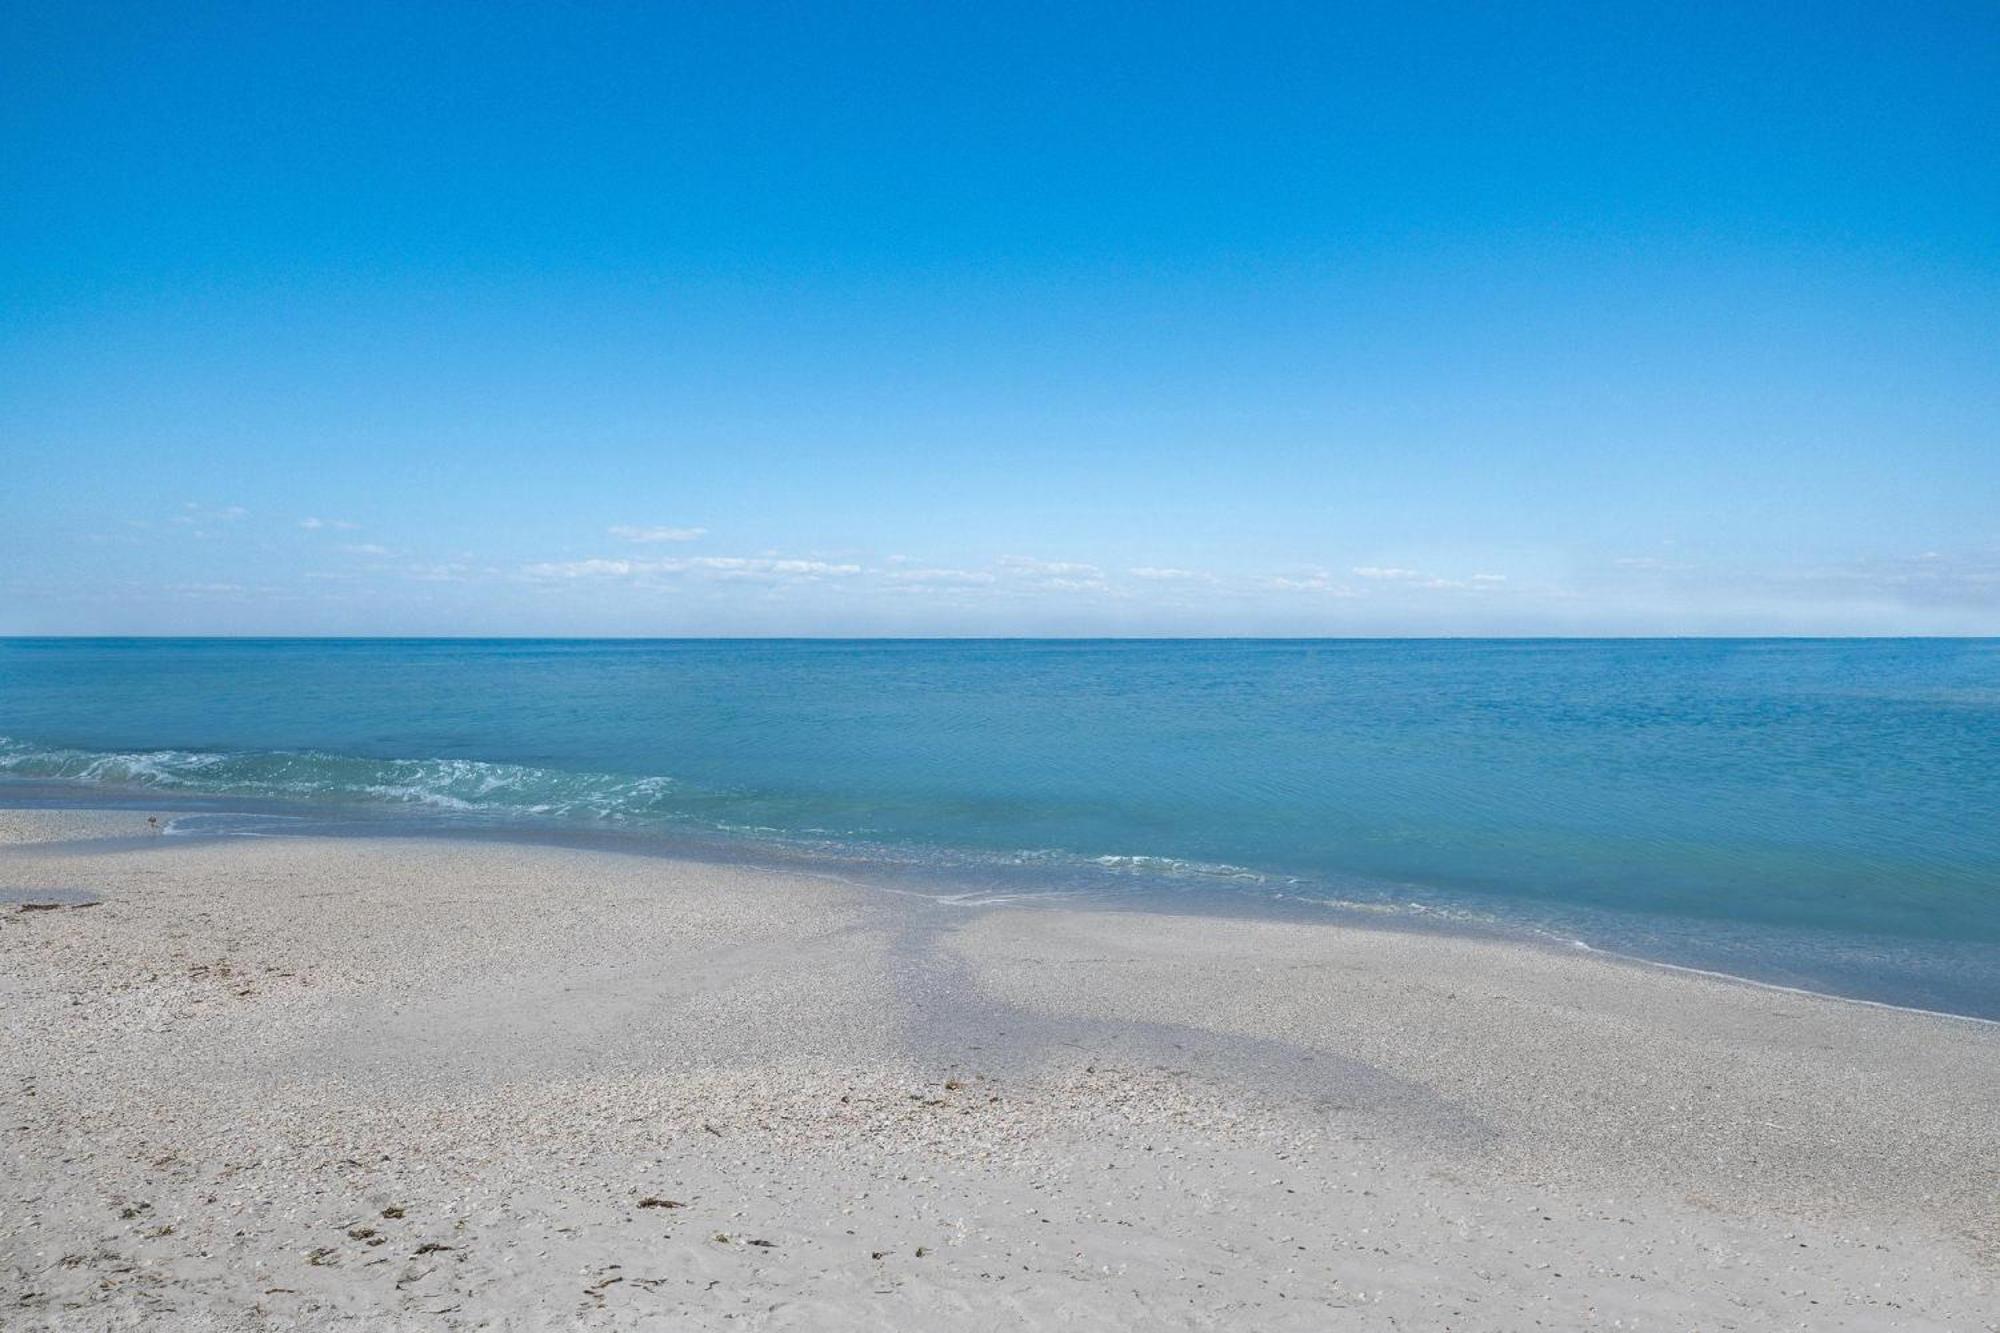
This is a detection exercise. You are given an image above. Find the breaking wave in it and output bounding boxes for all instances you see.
[0,736,682,823]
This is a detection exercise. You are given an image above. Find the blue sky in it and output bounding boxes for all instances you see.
[4,1,1996,635]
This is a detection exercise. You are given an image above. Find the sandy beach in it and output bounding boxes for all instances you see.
[3,807,1995,1330]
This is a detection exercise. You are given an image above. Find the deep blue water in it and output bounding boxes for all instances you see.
[4,637,1998,1016]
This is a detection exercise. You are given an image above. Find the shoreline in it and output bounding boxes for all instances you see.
[1565,938,2000,1028]
[4,805,1997,1327]
[6,775,1998,1026]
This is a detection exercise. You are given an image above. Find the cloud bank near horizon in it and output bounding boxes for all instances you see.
[16,500,2000,636]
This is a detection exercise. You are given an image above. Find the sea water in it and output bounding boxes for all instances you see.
[3,637,1996,1016]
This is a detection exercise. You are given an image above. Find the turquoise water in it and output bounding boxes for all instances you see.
[3,637,1998,1016]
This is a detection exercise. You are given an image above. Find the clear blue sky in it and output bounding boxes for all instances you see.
[4,1,1996,634]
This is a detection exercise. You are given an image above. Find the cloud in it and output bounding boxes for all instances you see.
[1350,565,1506,590]
[1760,550,2000,610]
[996,556,1108,591]
[1128,567,1210,582]
[883,567,997,586]
[405,563,474,583]
[688,557,860,580]
[175,503,246,525]
[1266,568,1355,595]
[1567,548,2000,619]
[300,517,358,531]
[341,543,393,557]
[999,556,1104,578]
[521,555,860,583]
[610,525,706,543]
[523,558,641,579]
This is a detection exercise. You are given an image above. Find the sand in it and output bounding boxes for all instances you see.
[2,807,1996,1329]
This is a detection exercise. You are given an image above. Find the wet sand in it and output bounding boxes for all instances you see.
[3,808,1995,1329]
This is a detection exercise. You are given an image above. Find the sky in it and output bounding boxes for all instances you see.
[3,1,1997,636]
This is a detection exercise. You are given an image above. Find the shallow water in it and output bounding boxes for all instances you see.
[3,637,1997,1015]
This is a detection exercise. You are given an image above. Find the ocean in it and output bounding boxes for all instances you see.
[3,637,1997,1017]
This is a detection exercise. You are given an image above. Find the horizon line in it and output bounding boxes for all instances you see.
[5,634,1997,644]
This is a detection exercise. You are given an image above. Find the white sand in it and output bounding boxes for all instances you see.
[2,808,1995,1329]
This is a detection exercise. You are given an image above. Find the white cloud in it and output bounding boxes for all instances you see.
[610,524,706,543]
[1349,565,1505,590]
[405,563,473,583]
[341,543,393,557]
[688,557,861,580]
[1740,549,2000,611]
[883,567,997,586]
[300,517,358,531]
[523,558,640,579]
[996,555,1108,591]
[168,507,234,537]
[1128,566,1219,584]
[1266,568,1355,595]
[521,555,860,583]
[999,556,1104,578]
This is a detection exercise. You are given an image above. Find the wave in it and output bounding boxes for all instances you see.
[0,736,683,823]
[0,734,1414,901]
[10,737,1995,1019]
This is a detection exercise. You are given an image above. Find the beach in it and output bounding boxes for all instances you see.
[3,807,1996,1330]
